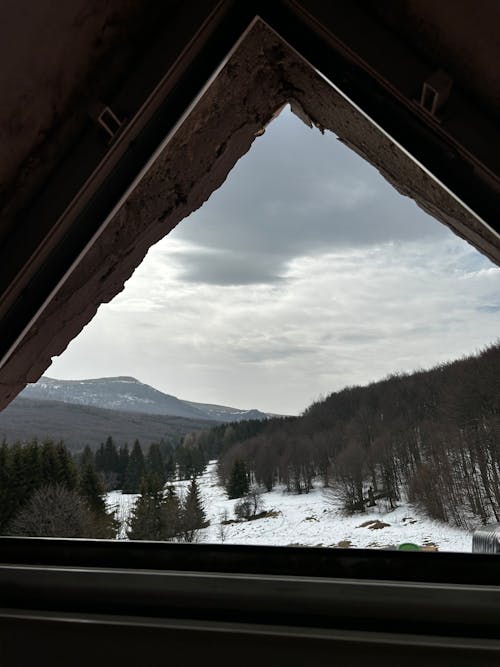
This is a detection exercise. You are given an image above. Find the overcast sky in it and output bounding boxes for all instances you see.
[48,107,500,415]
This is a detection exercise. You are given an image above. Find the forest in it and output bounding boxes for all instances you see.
[0,342,498,540]
[190,343,500,529]
[0,436,207,540]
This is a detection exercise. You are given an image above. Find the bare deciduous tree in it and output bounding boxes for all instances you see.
[9,484,110,538]
[234,487,264,520]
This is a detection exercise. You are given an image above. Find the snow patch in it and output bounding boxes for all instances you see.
[107,461,472,551]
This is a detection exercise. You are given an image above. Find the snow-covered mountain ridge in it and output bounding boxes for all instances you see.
[21,376,274,423]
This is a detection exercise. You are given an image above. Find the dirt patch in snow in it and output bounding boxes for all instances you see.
[222,509,281,525]
[335,539,354,548]
[358,519,391,530]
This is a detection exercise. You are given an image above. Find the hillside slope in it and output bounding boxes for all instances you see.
[109,461,471,551]
[0,397,216,450]
[196,343,500,530]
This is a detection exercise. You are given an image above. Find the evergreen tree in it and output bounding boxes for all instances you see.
[79,462,107,516]
[118,445,130,489]
[180,476,206,541]
[175,446,192,480]
[94,437,120,490]
[159,438,176,481]
[123,440,145,493]
[190,445,206,477]
[95,442,105,471]
[41,441,58,486]
[23,440,42,497]
[161,485,182,540]
[80,445,94,470]
[176,437,207,480]
[0,439,117,536]
[164,453,176,481]
[227,460,249,499]
[127,474,164,540]
[147,443,166,486]
[54,441,77,489]
[103,436,119,472]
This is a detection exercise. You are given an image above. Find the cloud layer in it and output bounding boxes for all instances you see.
[171,109,449,284]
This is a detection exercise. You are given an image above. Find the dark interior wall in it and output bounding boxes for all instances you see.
[0,0,200,239]
[368,0,500,118]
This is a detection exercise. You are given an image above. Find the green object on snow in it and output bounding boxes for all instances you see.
[397,542,421,551]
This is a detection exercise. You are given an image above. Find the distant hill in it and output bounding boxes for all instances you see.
[20,376,273,422]
[0,397,217,451]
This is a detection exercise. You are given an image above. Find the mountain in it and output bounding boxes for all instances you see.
[20,376,272,422]
[183,401,274,422]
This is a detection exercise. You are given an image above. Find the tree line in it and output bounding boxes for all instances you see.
[189,343,500,529]
[0,438,116,537]
[89,435,206,493]
[92,434,209,542]
[0,434,209,540]
[127,475,207,542]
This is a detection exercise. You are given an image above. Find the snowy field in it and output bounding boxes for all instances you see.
[107,460,472,552]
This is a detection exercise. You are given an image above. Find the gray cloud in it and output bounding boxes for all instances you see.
[233,343,318,364]
[172,249,286,286]
[170,107,449,285]
[477,304,500,313]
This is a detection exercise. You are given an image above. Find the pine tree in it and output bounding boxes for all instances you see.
[227,460,249,499]
[127,474,164,540]
[164,453,176,481]
[95,442,105,471]
[123,440,145,493]
[147,443,166,486]
[54,441,77,489]
[102,436,119,472]
[93,437,120,490]
[24,440,42,497]
[80,445,94,470]
[191,445,206,477]
[159,440,176,481]
[161,485,182,540]
[180,476,206,542]
[0,440,105,535]
[79,462,107,516]
[175,446,192,480]
[117,445,130,488]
